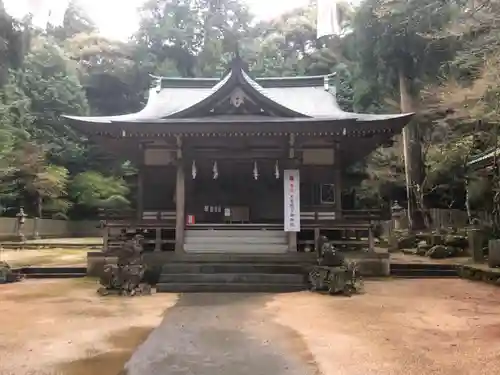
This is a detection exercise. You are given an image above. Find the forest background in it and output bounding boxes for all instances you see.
[0,0,497,221]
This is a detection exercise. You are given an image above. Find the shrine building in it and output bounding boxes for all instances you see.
[64,56,413,257]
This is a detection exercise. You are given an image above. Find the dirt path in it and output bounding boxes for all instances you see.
[125,293,320,375]
[0,279,177,375]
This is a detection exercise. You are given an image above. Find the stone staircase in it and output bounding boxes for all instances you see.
[156,254,312,293]
[183,229,289,253]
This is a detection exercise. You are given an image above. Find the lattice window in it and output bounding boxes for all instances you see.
[320,184,335,204]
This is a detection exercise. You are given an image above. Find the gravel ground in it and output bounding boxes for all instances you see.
[267,279,500,375]
[1,279,500,375]
[0,279,177,375]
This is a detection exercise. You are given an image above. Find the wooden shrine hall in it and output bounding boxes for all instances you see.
[64,56,413,257]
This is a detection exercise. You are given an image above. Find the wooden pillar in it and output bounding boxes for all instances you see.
[136,169,144,222]
[175,136,185,252]
[314,227,320,254]
[102,226,109,252]
[136,145,145,222]
[155,228,162,252]
[368,225,375,253]
[288,232,298,252]
[334,143,342,220]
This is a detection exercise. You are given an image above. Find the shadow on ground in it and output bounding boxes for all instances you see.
[57,327,153,375]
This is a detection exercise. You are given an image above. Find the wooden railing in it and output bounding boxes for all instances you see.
[300,208,386,223]
[299,207,379,252]
[98,209,176,224]
[342,209,387,221]
[98,208,135,220]
[142,210,176,222]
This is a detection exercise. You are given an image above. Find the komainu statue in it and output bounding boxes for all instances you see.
[308,236,363,296]
[0,261,24,284]
[98,233,152,296]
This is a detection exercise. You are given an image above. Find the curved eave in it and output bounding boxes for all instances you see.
[65,112,413,125]
[65,113,413,138]
[129,112,414,124]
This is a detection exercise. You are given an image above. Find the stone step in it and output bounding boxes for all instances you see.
[391,263,458,271]
[183,243,289,253]
[18,267,87,274]
[158,273,305,284]
[160,263,306,274]
[24,273,86,279]
[145,252,316,264]
[185,230,285,238]
[184,237,287,245]
[156,283,307,293]
[390,269,458,278]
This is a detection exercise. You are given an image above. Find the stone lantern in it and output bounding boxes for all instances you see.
[16,207,27,242]
[391,201,405,230]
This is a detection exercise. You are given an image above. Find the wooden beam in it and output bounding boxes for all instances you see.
[186,150,285,160]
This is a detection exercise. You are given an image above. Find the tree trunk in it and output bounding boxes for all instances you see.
[399,68,424,230]
[465,178,473,224]
[35,194,42,219]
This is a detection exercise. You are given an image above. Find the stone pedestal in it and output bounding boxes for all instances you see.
[488,239,500,268]
[32,217,41,240]
[87,252,117,277]
[346,252,390,277]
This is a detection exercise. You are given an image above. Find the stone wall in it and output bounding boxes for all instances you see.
[0,218,101,240]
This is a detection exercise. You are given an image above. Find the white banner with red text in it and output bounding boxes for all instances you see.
[284,169,301,232]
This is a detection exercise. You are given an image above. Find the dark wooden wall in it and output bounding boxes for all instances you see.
[142,166,176,210]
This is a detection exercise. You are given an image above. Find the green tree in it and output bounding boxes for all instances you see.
[49,0,96,41]
[0,0,29,86]
[20,36,89,164]
[346,0,465,227]
[134,0,254,78]
[0,143,70,217]
[65,33,144,115]
[69,171,130,211]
